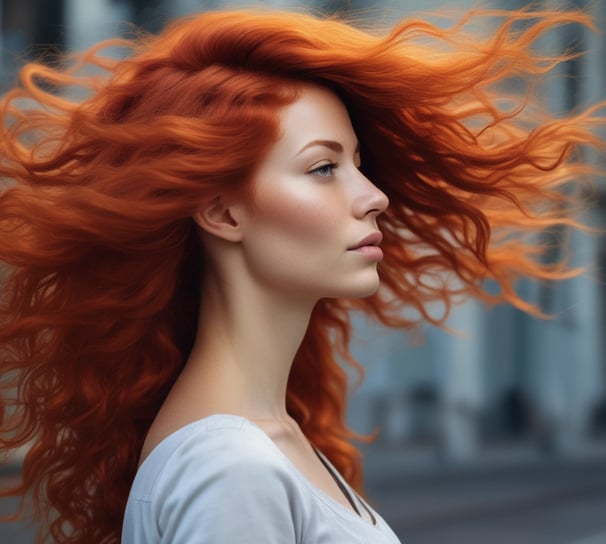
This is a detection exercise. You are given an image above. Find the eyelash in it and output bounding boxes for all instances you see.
[310,163,337,177]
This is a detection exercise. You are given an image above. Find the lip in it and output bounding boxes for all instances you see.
[348,232,383,251]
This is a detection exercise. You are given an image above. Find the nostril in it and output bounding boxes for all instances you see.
[370,190,389,216]
[351,170,389,217]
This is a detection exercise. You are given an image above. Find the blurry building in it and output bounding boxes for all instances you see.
[1,0,605,467]
[349,0,606,463]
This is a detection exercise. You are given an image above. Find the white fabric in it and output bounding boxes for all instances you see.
[122,414,402,543]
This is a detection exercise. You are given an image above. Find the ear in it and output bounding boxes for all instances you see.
[193,196,245,243]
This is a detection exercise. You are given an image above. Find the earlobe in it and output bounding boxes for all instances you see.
[193,196,244,242]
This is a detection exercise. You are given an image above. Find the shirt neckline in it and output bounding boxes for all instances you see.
[242,415,378,527]
[139,413,382,531]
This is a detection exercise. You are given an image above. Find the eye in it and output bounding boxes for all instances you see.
[310,163,337,177]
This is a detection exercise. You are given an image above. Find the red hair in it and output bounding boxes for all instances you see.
[0,8,604,543]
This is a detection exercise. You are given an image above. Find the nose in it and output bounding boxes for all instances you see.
[351,170,389,219]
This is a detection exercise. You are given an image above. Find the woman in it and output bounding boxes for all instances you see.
[0,8,603,544]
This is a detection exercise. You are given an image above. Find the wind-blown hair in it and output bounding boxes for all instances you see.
[0,7,604,544]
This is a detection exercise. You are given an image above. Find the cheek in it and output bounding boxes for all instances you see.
[252,184,342,244]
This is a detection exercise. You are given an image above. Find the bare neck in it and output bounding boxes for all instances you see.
[168,269,316,421]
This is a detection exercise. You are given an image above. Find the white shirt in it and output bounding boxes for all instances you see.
[122,414,402,543]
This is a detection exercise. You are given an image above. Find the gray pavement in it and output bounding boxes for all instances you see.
[364,443,606,543]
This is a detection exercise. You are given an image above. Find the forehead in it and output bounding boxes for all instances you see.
[273,84,357,152]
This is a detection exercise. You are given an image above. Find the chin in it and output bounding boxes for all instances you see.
[352,283,381,299]
[329,275,381,299]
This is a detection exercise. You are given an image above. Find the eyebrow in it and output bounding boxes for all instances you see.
[295,139,359,157]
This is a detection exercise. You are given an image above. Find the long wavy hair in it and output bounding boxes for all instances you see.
[1,7,604,544]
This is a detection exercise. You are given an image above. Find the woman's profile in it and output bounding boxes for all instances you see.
[0,7,604,544]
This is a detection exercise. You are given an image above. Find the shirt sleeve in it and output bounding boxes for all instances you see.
[149,428,301,544]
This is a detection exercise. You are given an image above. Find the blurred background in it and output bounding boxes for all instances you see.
[1,0,605,543]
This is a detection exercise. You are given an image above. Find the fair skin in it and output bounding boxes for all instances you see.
[140,84,389,516]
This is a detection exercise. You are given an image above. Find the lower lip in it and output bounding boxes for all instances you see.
[349,246,384,260]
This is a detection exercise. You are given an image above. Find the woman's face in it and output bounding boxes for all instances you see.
[235,83,389,301]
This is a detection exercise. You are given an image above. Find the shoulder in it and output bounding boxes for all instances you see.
[133,414,299,498]
[123,414,305,543]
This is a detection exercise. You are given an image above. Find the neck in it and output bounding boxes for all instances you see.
[177,268,316,421]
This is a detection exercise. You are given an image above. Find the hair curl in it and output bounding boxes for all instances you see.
[0,7,604,544]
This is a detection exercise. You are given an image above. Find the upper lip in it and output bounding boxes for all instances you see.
[348,232,383,250]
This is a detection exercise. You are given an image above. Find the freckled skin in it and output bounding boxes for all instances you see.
[235,85,389,301]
